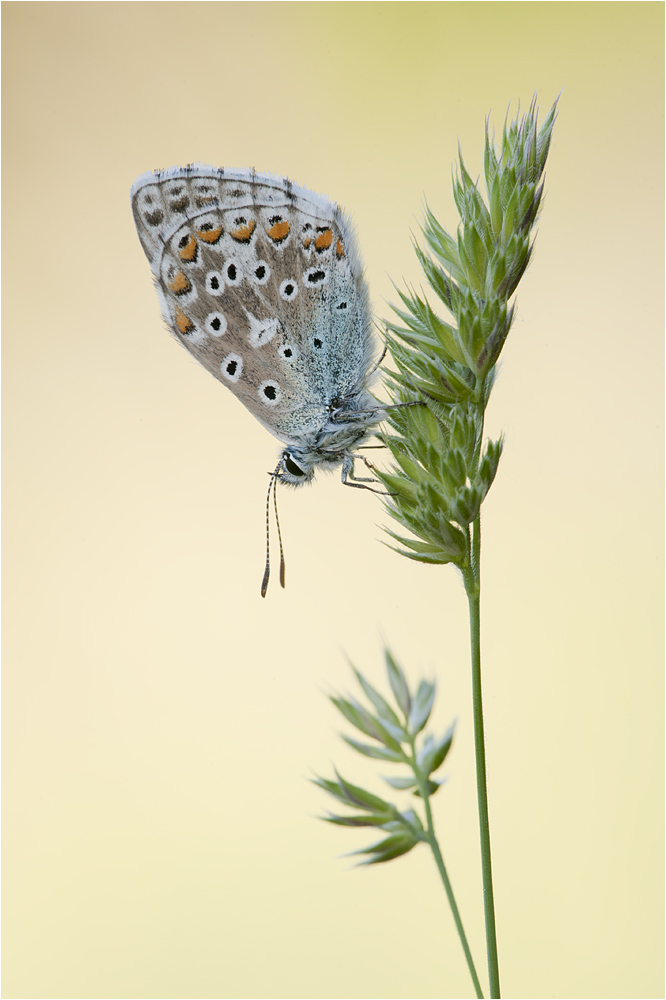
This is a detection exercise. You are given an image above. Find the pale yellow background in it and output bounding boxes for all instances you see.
[3,3,663,998]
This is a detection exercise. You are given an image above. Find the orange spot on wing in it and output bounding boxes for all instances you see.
[197,223,223,244]
[336,238,345,259]
[315,228,333,251]
[230,218,256,242]
[174,307,195,335]
[267,219,290,242]
[168,271,192,296]
[178,234,198,262]
[303,236,311,249]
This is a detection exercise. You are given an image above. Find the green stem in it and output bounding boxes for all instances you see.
[465,516,501,997]
[413,747,484,998]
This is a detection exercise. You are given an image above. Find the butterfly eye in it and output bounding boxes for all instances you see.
[284,456,305,477]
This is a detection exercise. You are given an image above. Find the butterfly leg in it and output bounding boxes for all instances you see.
[341,454,390,493]
[369,345,388,374]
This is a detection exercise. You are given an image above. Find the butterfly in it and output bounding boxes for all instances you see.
[131,164,384,593]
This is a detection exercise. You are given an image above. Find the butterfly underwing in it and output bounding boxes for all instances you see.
[131,164,382,487]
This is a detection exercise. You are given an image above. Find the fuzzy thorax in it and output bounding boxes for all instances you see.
[276,391,382,485]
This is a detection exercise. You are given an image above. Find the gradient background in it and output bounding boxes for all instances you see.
[3,3,663,998]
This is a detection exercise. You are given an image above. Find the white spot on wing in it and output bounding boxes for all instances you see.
[247,314,279,348]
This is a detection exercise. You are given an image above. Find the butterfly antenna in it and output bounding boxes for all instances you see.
[261,464,277,597]
[273,473,286,589]
[261,461,286,598]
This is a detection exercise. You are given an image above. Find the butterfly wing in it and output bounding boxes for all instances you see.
[131,165,375,446]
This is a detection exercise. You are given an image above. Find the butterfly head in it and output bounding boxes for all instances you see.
[277,449,316,486]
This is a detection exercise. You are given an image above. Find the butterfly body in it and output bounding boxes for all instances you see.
[131,165,380,485]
